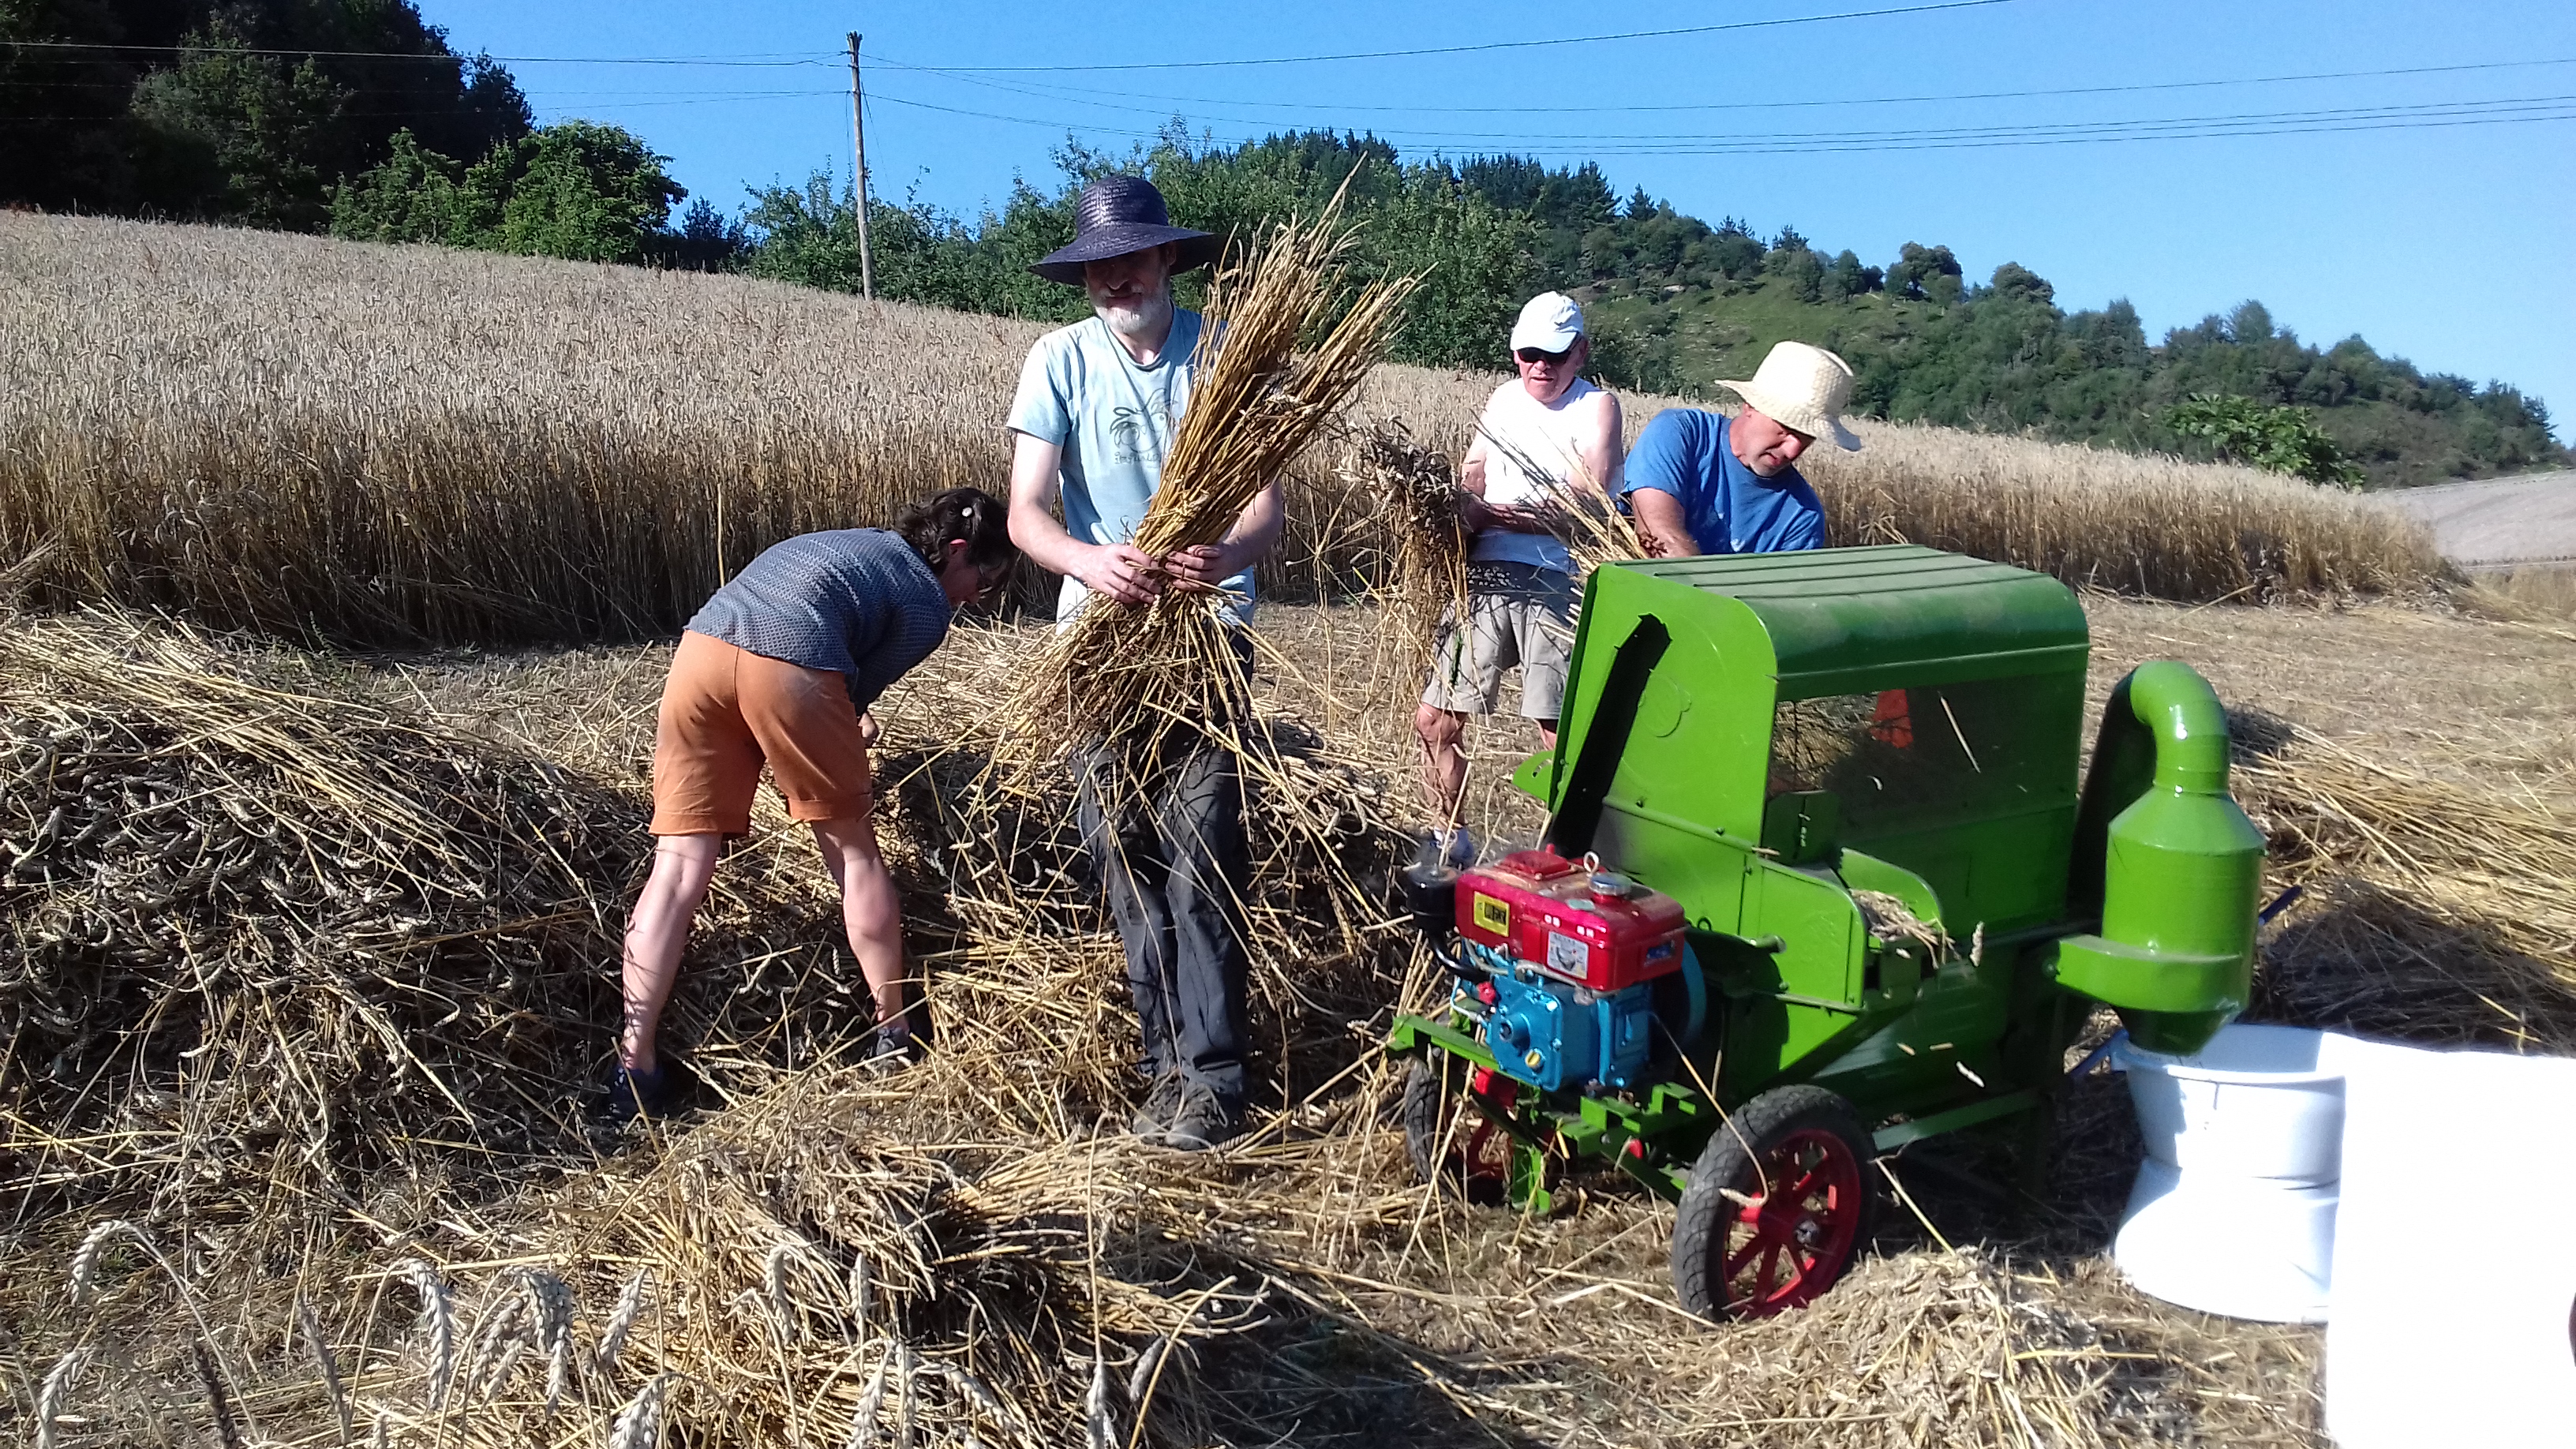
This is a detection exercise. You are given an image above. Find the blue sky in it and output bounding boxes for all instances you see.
[422,0,2575,439]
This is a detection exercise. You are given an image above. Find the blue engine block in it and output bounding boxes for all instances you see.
[1483,972,1657,1093]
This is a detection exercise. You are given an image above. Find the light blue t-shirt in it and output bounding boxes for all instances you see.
[1616,409,1826,556]
[1006,309,1253,622]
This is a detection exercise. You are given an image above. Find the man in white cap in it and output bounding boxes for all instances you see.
[1618,341,1860,560]
[1413,290,1623,868]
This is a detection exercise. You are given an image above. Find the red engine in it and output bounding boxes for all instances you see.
[1454,848,1687,992]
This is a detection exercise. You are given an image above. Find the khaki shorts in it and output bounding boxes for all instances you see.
[1420,563,1577,721]
[649,631,874,837]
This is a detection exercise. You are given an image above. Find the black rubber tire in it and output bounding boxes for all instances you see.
[1400,1056,1511,1205]
[1670,1084,1878,1320]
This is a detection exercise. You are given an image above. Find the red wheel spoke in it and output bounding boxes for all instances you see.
[1723,1230,1765,1282]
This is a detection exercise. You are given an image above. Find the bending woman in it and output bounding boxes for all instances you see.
[601,486,1016,1123]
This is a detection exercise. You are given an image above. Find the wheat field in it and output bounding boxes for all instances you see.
[1,212,2442,645]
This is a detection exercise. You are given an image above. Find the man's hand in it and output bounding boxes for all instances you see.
[1079,541,1161,605]
[1160,541,1238,592]
[856,710,882,747]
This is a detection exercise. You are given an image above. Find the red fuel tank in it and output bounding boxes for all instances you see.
[1455,848,1687,992]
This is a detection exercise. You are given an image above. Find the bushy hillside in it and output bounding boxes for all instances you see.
[1586,271,2562,489]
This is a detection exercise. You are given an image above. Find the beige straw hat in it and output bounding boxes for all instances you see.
[1716,341,1864,451]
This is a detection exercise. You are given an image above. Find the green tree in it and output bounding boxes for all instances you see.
[332,122,683,265]
[6,0,529,224]
[1988,261,2054,305]
[2165,395,2365,488]
[1887,242,1963,302]
[472,122,683,263]
[329,129,472,245]
[129,20,351,230]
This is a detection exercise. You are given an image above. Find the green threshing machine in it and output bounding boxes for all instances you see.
[1386,544,2267,1320]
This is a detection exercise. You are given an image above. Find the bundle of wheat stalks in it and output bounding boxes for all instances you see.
[1009,197,1413,782]
[1343,418,1468,673]
[2233,724,2576,1052]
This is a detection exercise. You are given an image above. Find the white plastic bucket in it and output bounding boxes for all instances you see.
[2116,1023,2347,1184]
[2110,1024,2351,1323]
[2114,1158,2337,1322]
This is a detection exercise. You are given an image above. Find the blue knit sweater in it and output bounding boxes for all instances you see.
[685,529,951,714]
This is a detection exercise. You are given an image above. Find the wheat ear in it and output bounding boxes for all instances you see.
[35,1348,84,1449]
[399,1259,455,1411]
[1084,1354,1114,1449]
[299,1295,354,1447]
[764,1242,797,1342]
[596,1267,648,1376]
[893,1345,918,1449]
[608,1372,672,1449]
[520,1270,575,1413]
[844,1357,889,1449]
[67,1219,140,1304]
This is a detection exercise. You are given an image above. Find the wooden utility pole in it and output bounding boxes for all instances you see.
[846,31,876,300]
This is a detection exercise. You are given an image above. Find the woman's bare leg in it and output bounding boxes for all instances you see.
[619,833,722,1073]
[811,815,909,1028]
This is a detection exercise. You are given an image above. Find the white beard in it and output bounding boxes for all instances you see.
[1094,285,1173,343]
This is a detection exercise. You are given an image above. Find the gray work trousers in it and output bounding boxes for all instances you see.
[1075,732,1252,1106]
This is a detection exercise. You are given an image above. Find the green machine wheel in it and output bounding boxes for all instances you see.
[1671,1085,1878,1319]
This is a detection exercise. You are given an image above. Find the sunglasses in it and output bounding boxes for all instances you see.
[1515,345,1575,365]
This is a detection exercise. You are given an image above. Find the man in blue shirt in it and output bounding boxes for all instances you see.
[1617,341,1862,558]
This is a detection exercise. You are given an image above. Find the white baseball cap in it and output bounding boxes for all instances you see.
[1508,291,1586,354]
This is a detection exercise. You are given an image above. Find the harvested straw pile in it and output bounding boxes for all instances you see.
[0,614,912,1315]
[2236,722,2576,1052]
[22,604,2528,1447]
[0,614,635,1217]
[875,623,1413,1114]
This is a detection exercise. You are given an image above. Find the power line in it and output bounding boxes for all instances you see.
[878,0,2016,73]
[1238,92,2576,146]
[874,52,2576,120]
[854,87,2576,155]
[0,38,835,67]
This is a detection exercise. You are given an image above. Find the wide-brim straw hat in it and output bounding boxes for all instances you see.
[1717,341,1864,451]
[1028,174,1221,286]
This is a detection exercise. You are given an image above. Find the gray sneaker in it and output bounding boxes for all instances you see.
[1128,1072,1186,1144]
[1159,1084,1246,1153]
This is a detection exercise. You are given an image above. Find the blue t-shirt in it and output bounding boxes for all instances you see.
[1006,309,1252,622]
[1616,409,1825,556]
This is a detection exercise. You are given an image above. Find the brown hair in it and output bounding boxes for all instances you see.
[894,486,1014,574]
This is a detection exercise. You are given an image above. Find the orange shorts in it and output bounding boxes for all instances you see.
[649,631,874,837]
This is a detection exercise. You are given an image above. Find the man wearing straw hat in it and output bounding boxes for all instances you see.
[1616,340,1859,561]
[1414,290,1623,871]
[1005,174,1282,1151]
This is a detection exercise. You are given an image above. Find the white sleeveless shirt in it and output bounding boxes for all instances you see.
[1470,376,1618,573]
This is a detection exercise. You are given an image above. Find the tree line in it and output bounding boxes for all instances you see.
[4,10,2559,486]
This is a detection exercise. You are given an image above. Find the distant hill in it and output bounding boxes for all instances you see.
[1579,274,2565,490]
